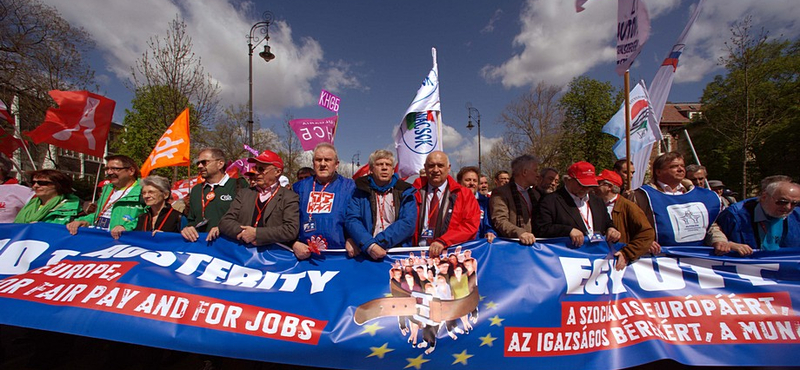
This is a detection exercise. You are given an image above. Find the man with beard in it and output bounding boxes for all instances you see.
[67,155,145,239]
[292,143,356,259]
[345,150,417,260]
[536,167,559,197]
[412,151,479,257]
[490,154,540,245]
[535,161,621,247]
[181,148,248,242]
[219,150,299,246]
[478,175,490,196]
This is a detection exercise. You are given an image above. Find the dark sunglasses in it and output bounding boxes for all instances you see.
[196,159,220,167]
[254,165,272,173]
[32,180,54,186]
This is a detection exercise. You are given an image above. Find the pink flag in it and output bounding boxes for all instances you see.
[288,116,337,151]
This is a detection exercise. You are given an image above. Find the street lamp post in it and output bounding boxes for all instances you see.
[466,103,482,175]
[247,11,275,149]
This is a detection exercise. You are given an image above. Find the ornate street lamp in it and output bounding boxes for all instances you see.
[466,102,482,175]
[247,11,275,148]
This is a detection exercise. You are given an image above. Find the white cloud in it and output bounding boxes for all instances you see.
[674,0,800,83]
[42,0,364,118]
[450,134,503,168]
[481,9,504,34]
[440,123,464,149]
[482,0,618,87]
[321,60,368,93]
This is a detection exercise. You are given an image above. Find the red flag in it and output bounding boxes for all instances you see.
[26,90,115,157]
[352,163,370,179]
[0,98,14,125]
[0,127,23,157]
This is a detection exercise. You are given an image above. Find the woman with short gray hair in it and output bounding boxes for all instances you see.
[136,175,182,233]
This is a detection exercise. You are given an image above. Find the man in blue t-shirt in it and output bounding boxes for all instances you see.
[292,143,356,259]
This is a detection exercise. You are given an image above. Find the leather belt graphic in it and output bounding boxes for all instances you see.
[354,284,479,325]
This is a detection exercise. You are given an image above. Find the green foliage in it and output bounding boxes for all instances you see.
[699,17,799,195]
[558,76,622,170]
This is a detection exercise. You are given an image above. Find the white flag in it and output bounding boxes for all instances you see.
[629,0,704,189]
[602,81,659,159]
[616,0,651,75]
[394,48,442,178]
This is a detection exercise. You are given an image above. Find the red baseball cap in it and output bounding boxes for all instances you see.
[567,161,598,187]
[597,169,623,187]
[248,150,284,170]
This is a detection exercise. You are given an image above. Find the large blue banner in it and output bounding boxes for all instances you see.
[0,223,799,369]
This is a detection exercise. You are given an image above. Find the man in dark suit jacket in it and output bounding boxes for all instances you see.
[535,161,621,247]
[489,154,541,245]
[219,150,299,247]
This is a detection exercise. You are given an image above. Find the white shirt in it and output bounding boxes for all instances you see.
[566,188,593,235]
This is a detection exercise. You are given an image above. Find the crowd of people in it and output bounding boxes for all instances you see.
[2,145,799,264]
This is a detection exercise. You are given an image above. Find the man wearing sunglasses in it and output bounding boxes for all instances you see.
[181,148,247,242]
[219,150,299,246]
[67,155,145,239]
[717,176,800,253]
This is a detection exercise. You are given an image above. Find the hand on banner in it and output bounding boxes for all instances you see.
[110,225,126,240]
[428,240,446,257]
[712,241,729,255]
[292,241,312,260]
[66,220,90,235]
[649,240,661,254]
[366,243,385,260]
[206,227,220,242]
[181,226,200,242]
[729,242,754,256]
[569,228,585,247]
[606,228,621,243]
[346,239,361,258]
[519,232,536,245]
[614,251,628,271]
[485,233,496,244]
[237,226,257,244]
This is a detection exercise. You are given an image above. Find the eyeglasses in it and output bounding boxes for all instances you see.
[774,199,800,207]
[32,180,54,186]
[105,166,130,172]
[195,159,220,167]
[254,165,273,173]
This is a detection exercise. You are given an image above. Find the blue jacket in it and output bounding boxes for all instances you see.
[477,193,496,239]
[345,174,417,252]
[717,198,800,249]
[293,173,355,250]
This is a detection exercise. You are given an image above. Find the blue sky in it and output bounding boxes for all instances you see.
[43,0,799,173]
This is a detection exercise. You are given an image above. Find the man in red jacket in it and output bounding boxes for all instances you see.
[412,151,480,256]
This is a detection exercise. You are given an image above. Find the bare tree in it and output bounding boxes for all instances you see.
[129,15,219,130]
[496,82,565,167]
[196,103,279,162]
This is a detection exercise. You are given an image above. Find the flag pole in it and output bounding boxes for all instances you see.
[92,142,106,203]
[624,71,632,192]
[11,96,38,171]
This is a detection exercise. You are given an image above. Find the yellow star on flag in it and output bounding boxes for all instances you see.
[361,322,384,336]
[384,293,393,297]
[479,295,486,301]
[489,315,505,326]
[484,301,498,309]
[404,354,430,369]
[479,333,497,347]
[451,350,473,365]
[367,343,394,359]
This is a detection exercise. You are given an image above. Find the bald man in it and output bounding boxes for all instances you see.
[411,151,480,256]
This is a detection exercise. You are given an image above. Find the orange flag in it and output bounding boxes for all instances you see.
[140,108,191,177]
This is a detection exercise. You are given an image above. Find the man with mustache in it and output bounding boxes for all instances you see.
[67,155,145,239]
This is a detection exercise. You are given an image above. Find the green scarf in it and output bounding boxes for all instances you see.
[14,195,66,223]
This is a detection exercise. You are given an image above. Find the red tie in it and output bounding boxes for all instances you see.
[428,188,440,230]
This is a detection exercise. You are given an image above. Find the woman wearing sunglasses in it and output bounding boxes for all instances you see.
[136,175,182,233]
[14,169,82,224]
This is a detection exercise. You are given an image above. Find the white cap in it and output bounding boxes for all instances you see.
[279,175,289,187]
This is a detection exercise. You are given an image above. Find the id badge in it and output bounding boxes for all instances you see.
[589,233,605,243]
[421,229,434,238]
[195,219,209,228]
[304,221,317,233]
[95,217,111,230]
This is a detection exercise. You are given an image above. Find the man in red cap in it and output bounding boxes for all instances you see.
[594,169,654,270]
[534,161,621,247]
[219,150,299,246]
